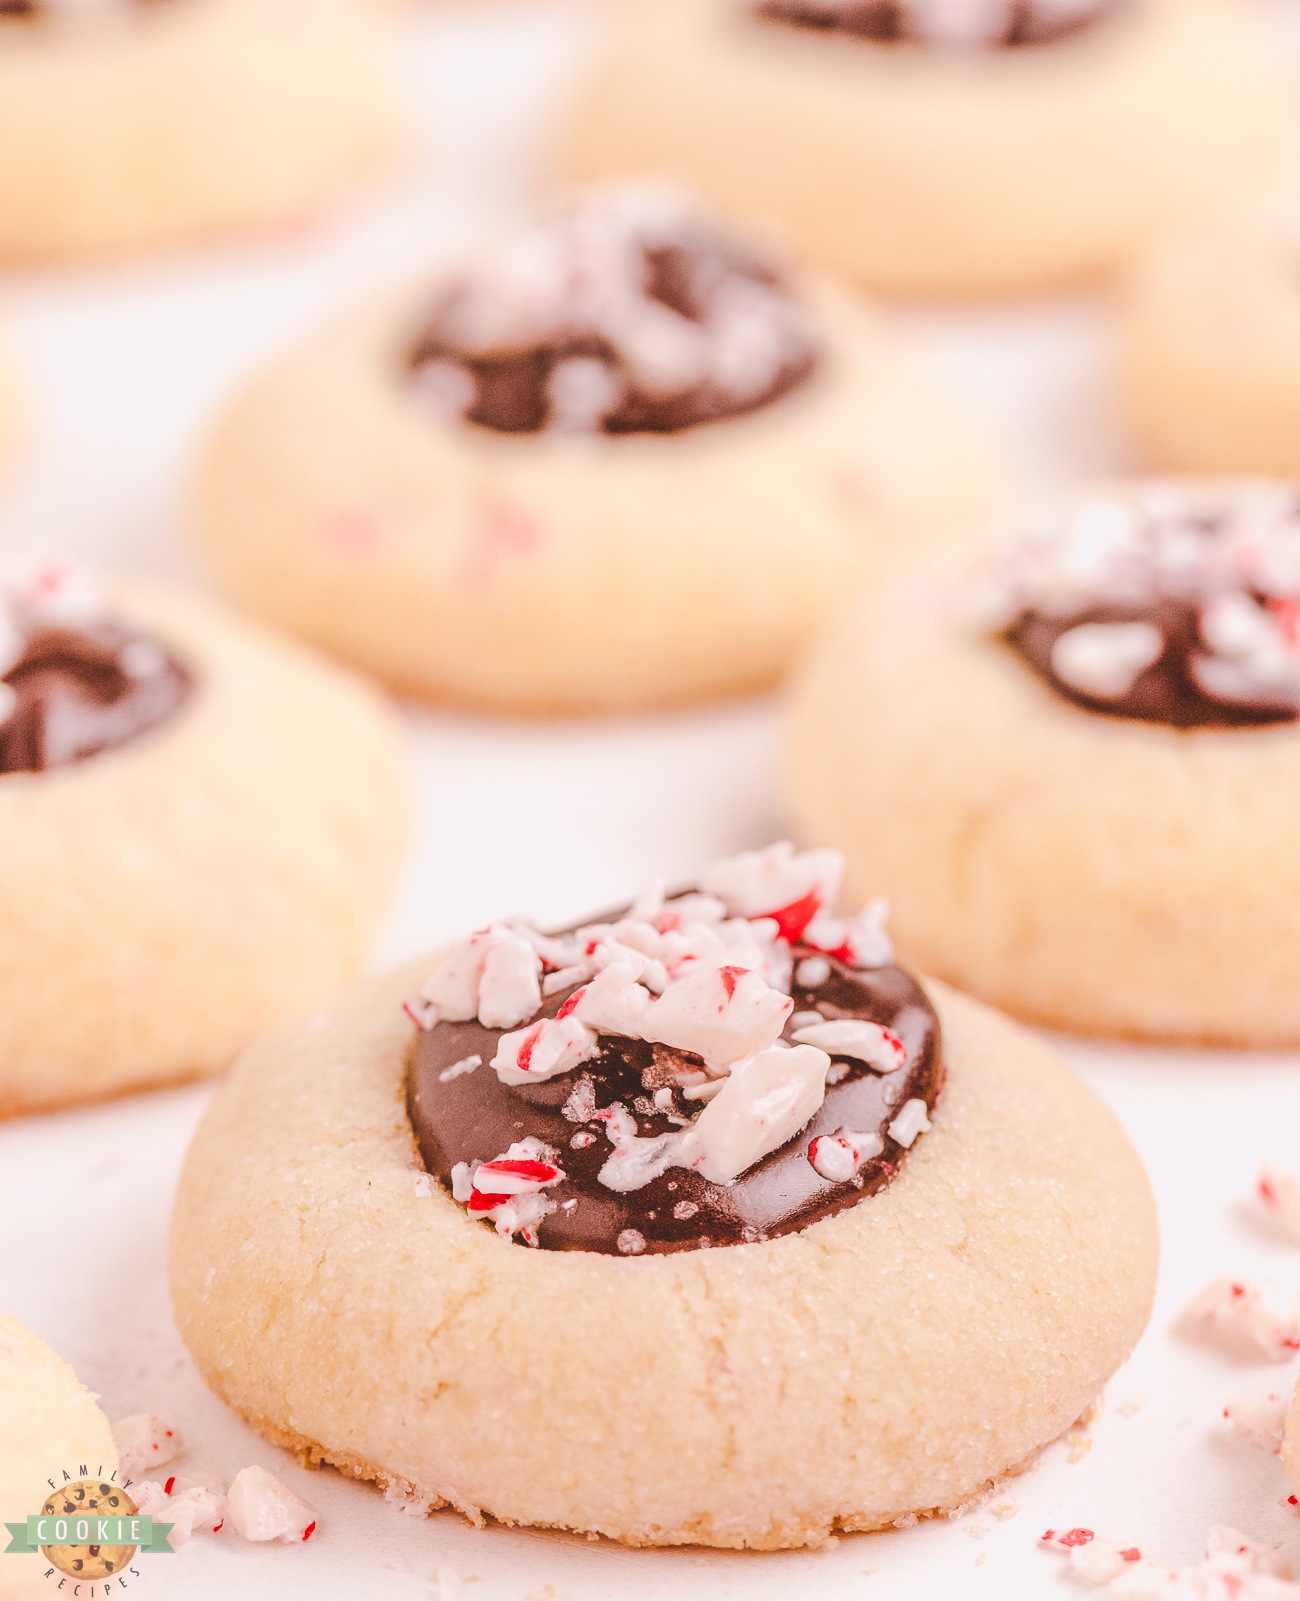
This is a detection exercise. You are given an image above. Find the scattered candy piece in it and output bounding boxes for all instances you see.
[1041,1523,1295,1596]
[1224,1392,1288,1452]
[112,1414,181,1481]
[1042,1528,1096,1551]
[1177,1276,1300,1361]
[1257,1162,1300,1245]
[226,1465,316,1544]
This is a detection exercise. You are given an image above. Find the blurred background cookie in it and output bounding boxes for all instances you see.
[190,185,1005,714]
[1118,207,1300,476]
[0,0,399,262]
[784,479,1300,1044]
[556,0,1288,299]
[0,558,412,1117]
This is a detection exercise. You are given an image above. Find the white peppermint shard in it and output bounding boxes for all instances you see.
[677,1043,830,1184]
[226,1466,316,1544]
[699,841,842,931]
[639,963,793,1067]
[791,1018,906,1073]
[492,1012,600,1085]
[1050,621,1163,699]
[809,1129,885,1182]
[888,1098,933,1148]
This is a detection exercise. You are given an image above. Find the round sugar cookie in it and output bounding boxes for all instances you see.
[555,0,1287,299]
[170,859,1156,1549]
[0,560,411,1118]
[0,0,398,263]
[783,478,1300,1045]
[1118,213,1300,476]
[0,1312,120,1601]
[0,322,26,478]
[190,187,1004,715]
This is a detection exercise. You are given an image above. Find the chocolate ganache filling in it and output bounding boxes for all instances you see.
[0,0,168,21]
[405,188,819,437]
[0,567,191,774]
[994,485,1300,729]
[407,846,943,1257]
[754,0,1117,48]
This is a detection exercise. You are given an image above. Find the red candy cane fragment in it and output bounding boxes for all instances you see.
[1041,1529,1095,1550]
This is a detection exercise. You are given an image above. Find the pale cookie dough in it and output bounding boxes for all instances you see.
[1118,211,1300,476]
[190,190,1004,715]
[170,960,1157,1547]
[555,0,1287,299]
[783,480,1300,1044]
[0,0,398,263]
[0,1312,120,1601]
[0,320,26,479]
[0,573,411,1117]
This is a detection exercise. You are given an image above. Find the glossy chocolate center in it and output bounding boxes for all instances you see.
[406,235,818,437]
[754,0,1117,47]
[0,619,192,774]
[1003,597,1300,729]
[409,945,943,1256]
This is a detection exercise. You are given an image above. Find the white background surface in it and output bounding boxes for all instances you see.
[3,5,1300,1597]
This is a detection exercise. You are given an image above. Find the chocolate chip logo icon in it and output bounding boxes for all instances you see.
[38,1481,137,1579]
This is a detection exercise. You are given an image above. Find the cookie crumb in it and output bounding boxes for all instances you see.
[994,1502,1018,1522]
[974,1552,988,1567]
[1068,1432,1093,1463]
[967,1524,989,1539]
[1116,1396,1144,1418]
[1074,1395,1105,1427]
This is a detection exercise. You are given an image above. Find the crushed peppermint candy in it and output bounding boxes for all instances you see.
[991,481,1300,729]
[790,1017,906,1073]
[129,1478,227,1548]
[888,1098,933,1149]
[757,0,1113,49]
[112,1413,181,1481]
[809,1128,885,1182]
[1177,1275,1300,1361]
[1042,1523,1296,1597]
[1223,1392,1288,1453]
[405,186,818,439]
[407,845,940,1251]
[1257,1162,1300,1245]
[226,1466,316,1544]
[438,1054,481,1083]
[460,1138,566,1246]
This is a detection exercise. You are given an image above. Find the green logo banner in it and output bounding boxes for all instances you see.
[4,1516,174,1554]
